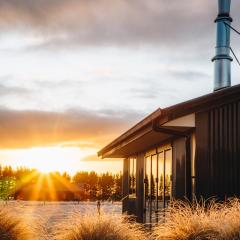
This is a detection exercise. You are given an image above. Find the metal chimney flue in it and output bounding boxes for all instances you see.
[212,0,233,91]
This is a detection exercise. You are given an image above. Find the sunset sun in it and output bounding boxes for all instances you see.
[0,146,122,175]
[22,147,83,173]
[0,146,95,174]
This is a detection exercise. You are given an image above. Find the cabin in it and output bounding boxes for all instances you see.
[98,0,240,224]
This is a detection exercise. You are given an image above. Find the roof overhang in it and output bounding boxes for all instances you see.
[99,125,193,158]
[98,111,195,158]
[98,84,240,159]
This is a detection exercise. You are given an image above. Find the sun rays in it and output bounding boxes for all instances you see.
[0,146,122,175]
[13,171,79,201]
[0,146,98,175]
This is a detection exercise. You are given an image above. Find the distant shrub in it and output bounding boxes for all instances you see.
[0,206,34,240]
[151,198,240,240]
[53,211,148,240]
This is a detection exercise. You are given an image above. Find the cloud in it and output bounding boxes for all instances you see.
[129,85,164,100]
[169,70,210,81]
[81,154,99,162]
[81,154,121,162]
[0,0,228,48]
[0,83,31,97]
[59,141,96,149]
[0,108,143,149]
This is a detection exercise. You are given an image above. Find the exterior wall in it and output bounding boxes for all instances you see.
[172,138,187,199]
[172,135,193,201]
[195,100,240,199]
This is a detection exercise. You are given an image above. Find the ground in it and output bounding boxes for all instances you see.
[0,201,122,238]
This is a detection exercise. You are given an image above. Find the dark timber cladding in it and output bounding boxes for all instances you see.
[172,138,189,200]
[196,99,240,199]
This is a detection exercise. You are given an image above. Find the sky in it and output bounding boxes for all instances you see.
[0,0,240,175]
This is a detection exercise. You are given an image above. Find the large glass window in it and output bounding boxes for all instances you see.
[151,155,157,213]
[164,150,172,204]
[145,156,151,222]
[129,157,136,197]
[158,152,164,207]
[144,146,172,224]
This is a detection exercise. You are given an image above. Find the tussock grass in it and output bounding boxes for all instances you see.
[53,211,148,240]
[0,206,34,240]
[151,198,240,240]
[2,199,240,240]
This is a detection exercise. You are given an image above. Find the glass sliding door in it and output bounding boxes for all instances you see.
[151,154,158,223]
[144,156,151,223]
[164,150,172,208]
[129,157,136,197]
[158,152,164,210]
[144,146,172,224]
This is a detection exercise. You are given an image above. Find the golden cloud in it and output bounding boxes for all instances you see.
[0,108,141,149]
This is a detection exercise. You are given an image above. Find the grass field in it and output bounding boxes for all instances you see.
[0,201,122,239]
[2,199,240,240]
[2,200,121,221]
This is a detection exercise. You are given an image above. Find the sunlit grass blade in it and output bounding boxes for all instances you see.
[53,211,148,240]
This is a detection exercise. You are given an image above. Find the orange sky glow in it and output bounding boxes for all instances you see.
[0,109,131,175]
[0,146,122,175]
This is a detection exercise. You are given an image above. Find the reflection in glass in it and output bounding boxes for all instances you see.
[151,155,157,218]
[144,148,172,224]
[129,158,136,196]
[158,152,164,208]
[145,156,151,223]
[165,150,172,203]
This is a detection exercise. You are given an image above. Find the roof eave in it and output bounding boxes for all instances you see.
[98,84,240,158]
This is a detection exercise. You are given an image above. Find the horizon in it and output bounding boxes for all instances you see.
[0,164,122,176]
[0,0,240,173]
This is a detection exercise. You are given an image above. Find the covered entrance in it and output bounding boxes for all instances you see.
[144,145,172,224]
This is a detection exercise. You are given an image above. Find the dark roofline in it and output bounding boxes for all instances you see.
[162,84,240,121]
[98,108,162,157]
[98,84,240,157]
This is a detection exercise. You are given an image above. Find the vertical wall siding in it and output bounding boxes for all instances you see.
[196,100,240,199]
[172,138,186,199]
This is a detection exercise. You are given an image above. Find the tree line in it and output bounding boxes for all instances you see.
[0,166,122,201]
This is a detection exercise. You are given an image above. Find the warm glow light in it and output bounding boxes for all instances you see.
[0,146,96,174]
[0,146,122,175]
[18,147,84,173]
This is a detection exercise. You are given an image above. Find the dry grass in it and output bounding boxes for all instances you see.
[53,211,148,240]
[151,198,240,240]
[2,199,240,240]
[0,206,35,240]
